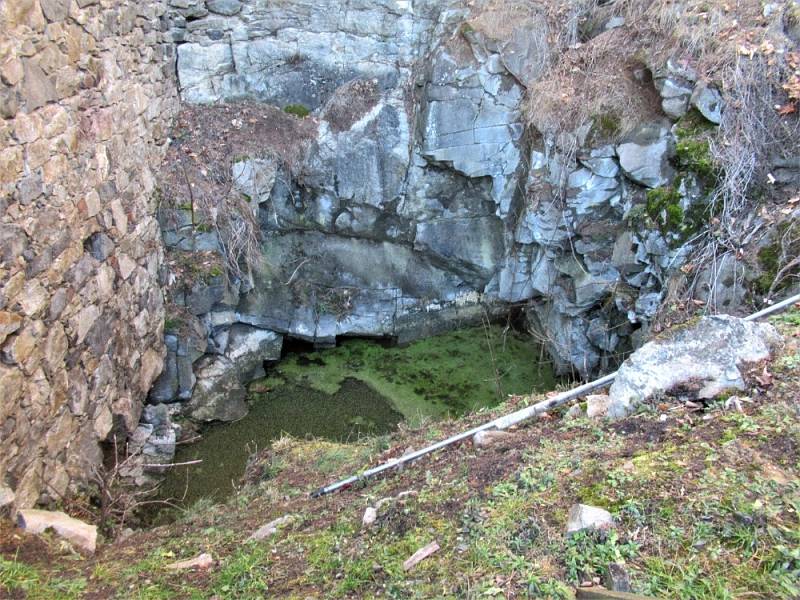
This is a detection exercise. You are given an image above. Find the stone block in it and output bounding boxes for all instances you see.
[17,509,97,554]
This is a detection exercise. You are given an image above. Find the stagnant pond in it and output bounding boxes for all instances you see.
[156,324,556,509]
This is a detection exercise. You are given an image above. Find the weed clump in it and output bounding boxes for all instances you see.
[283,104,311,118]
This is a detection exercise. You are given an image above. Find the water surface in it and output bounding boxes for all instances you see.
[157,325,555,508]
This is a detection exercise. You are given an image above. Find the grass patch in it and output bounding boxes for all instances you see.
[0,557,86,600]
[213,546,271,598]
[283,104,310,118]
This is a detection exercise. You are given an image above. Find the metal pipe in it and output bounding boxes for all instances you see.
[744,292,800,322]
[311,295,800,498]
[312,373,616,497]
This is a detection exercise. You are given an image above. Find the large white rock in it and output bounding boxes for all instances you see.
[608,316,781,418]
[566,504,614,535]
[17,509,98,555]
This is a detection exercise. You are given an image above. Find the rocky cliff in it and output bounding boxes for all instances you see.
[0,0,178,510]
[2,0,798,509]
[146,0,798,431]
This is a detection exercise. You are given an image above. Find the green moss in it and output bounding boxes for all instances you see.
[591,112,622,142]
[647,187,683,227]
[283,104,310,118]
[755,243,781,294]
[195,223,214,233]
[674,112,718,184]
[164,317,181,333]
[675,137,716,182]
[644,183,712,245]
[675,108,716,136]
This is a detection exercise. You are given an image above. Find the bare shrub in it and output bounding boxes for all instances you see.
[159,103,317,284]
[503,0,799,307]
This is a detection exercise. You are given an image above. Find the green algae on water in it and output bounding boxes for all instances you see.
[157,325,555,509]
[267,324,555,422]
[158,378,402,508]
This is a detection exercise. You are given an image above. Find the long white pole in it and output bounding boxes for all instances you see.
[310,293,800,498]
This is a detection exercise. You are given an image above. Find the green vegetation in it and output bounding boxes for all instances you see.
[643,184,710,243]
[266,325,555,421]
[675,137,716,182]
[646,186,684,231]
[213,546,271,597]
[3,315,799,600]
[283,104,310,118]
[590,112,622,142]
[756,242,782,295]
[563,530,638,582]
[163,316,181,333]
[754,224,800,297]
[674,111,718,184]
[0,557,86,600]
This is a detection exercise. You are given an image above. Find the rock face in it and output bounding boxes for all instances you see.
[158,0,721,400]
[0,0,178,510]
[616,124,675,188]
[608,316,781,418]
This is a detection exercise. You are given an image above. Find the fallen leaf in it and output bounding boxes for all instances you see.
[755,367,773,387]
[777,103,797,116]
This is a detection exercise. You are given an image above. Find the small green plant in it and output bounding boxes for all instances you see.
[213,547,271,598]
[591,112,622,141]
[563,529,638,582]
[164,316,182,333]
[283,104,310,118]
[525,574,572,599]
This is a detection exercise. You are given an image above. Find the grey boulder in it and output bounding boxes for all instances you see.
[608,315,781,418]
[691,82,724,125]
[187,356,248,422]
[616,123,675,188]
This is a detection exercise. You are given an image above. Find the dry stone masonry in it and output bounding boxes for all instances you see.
[0,0,178,510]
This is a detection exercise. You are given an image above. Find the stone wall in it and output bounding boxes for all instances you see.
[0,0,178,511]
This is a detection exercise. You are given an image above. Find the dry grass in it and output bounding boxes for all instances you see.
[159,103,318,283]
[473,0,800,307]
[514,0,791,140]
